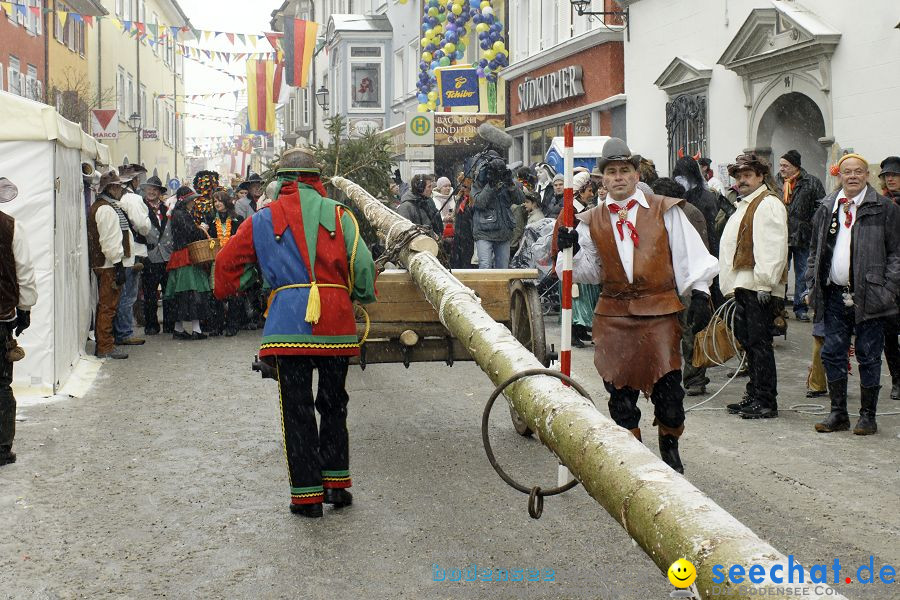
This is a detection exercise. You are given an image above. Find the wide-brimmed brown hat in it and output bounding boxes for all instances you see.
[596,138,642,172]
[727,153,771,178]
[97,169,128,192]
[140,175,167,192]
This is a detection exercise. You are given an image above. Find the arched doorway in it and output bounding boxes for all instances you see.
[755,92,827,184]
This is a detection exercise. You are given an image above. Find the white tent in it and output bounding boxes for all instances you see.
[0,91,111,394]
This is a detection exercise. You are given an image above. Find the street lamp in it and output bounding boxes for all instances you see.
[315,85,330,112]
[568,0,630,39]
[127,112,143,164]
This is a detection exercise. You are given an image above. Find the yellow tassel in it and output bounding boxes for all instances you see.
[264,290,276,318]
[305,281,321,324]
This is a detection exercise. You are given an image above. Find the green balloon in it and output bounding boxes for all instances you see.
[439,56,451,66]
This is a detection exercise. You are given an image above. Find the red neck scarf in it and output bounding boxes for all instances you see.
[838,197,854,228]
[607,199,639,247]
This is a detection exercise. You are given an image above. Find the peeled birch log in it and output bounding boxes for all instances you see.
[331,176,846,600]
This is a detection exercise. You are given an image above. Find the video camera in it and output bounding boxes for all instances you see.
[480,154,514,188]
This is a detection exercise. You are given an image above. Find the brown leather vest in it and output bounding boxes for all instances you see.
[87,198,130,269]
[732,192,767,270]
[587,194,685,317]
[0,211,19,321]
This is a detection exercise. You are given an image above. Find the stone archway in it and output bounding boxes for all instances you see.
[755,91,827,183]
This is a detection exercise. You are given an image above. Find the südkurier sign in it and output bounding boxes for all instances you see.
[517,65,585,113]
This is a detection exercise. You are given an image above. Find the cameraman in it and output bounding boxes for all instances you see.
[397,174,443,237]
[472,154,521,269]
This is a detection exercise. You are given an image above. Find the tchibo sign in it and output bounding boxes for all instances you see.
[517,66,585,112]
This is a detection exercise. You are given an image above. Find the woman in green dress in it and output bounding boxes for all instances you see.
[571,173,601,347]
[164,186,212,340]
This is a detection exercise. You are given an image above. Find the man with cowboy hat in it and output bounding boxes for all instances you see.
[234,172,265,220]
[719,153,788,420]
[0,177,37,466]
[214,147,377,517]
[806,153,900,435]
[878,156,900,400]
[112,164,152,346]
[556,138,719,473]
[139,174,171,335]
[88,170,132,360]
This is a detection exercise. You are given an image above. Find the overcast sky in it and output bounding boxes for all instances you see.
[178,0,283,150]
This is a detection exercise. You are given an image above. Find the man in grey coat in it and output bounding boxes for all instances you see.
[805,153,900,435]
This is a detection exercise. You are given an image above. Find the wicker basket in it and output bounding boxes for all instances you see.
[187,238,220,265]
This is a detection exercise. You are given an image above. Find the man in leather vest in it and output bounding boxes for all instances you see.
[556,139,719,474]
[0,178,37,466]
[806,154,900,435]
[88,171,131,360]
[719,154,788,420]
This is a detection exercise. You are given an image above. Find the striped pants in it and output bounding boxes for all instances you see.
[276,356,352,506]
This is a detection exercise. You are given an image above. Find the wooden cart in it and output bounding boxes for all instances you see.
[353,268,552,436]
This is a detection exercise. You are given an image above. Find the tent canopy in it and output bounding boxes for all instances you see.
[0,91,110,163]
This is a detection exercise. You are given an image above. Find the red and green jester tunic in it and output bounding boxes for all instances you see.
[214,180,376,355]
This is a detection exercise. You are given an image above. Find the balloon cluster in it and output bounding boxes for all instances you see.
[415,0,508,113]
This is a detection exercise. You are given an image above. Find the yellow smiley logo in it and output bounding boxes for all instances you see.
[667,558,697,588]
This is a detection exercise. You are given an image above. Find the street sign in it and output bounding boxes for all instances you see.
[405,145,434,161]
[91,110,119,139]
[167,178,181,193]
[142,128,159,140]
[405,112,434,146]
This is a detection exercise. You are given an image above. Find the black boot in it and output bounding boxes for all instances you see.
[0,445,15,466]
[891,377,900,401]
[324,488,353,508]
[815,378,850,433]
[570,325,585,348]
[290,503,323,518]
[726,391,754,414]
[658,433,684,474]
[740,399,778,419]
[853,385,879,435]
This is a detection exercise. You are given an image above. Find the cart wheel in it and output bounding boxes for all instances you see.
[507,280,548,436]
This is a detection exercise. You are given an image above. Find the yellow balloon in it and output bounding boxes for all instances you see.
[422,51,433,63]
[492,40,505,51]
[451,3,462,14]
[439,0,448,5]
[443,42,456,54]
[398,0,408,4]
[480,0,489,8]
[434,24,443,34]
[427,90,438,101]
[425,28,434,38]
[475,23,489,33]
[426,100,437,110]
[417,103,429,113]
[484,49,496,60]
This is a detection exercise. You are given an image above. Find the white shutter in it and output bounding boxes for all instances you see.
[20,74,26,97]
[6,67,14,94]
[0,63,4,93]
[35,80,43,102]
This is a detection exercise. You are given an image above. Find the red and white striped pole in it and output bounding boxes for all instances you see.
[559,122,575,486]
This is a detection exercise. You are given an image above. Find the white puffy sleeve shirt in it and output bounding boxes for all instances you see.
[12,220,37,311]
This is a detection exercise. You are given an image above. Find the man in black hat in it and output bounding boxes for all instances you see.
[556,138,719,473]
[880,156,900,203]
[720,153,788,420]
[140,175,171,335]
[88,170,131,360]
[777,150,826,322]
[113,165,152,346]
[235,172,265,219]
[0,177,37,466]
[878,156,900,400]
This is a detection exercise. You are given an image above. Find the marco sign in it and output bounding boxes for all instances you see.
[517,65,585,113]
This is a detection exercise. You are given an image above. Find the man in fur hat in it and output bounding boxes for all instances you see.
[214,148,377,517]
[719,153,788,420]
[0,178,37,466]
[88,171,132,360]
[555,138,719,473]
[806,153,900,435]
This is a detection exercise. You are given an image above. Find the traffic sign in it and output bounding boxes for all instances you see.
[405,112,434,146]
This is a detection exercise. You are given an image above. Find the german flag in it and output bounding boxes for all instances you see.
[283,18,318,88]
[246,59,276,133]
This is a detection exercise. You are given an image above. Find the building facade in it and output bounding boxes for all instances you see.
[503,1,626,166]
[88,0,191,179]
[0,0,47,100]
[619,0,900,185]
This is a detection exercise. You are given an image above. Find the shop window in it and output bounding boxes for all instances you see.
[665,93,708,174]
[350,55,382,111]
[529,129,544,165]
[573,114,592,136]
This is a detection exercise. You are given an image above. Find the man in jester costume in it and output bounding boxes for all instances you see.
[214,148,377,518]
[192,170,219,227]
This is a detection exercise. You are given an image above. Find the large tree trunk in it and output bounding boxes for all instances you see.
[331,176,846,600]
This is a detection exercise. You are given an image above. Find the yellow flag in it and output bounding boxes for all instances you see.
[57,11,68,29]
[0,2,11,17]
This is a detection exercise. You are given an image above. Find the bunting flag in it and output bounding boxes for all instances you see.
[57,10,68,29]
[246,59,276,134]
[283,18,318,87]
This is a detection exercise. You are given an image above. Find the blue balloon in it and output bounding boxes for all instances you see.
[422,22,430,31]
[417,93,428,103]
[479,58,488,67]
[428,16,438,26]
[434,49,444,58]
[438,4,445,12]
[495,54,507,66]
[471,12,481,21]
[479,39,491,50]
[445,31,457,43]
[455,50,465,59]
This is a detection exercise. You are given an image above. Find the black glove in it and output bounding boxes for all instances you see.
[14,309,30,336]
[757,290,772,306]
[687,290,712,334]
[114,262,126,287]
[557,226,580,255]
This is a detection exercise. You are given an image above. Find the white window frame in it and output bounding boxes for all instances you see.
[139,84,147,126]
[347,45,384,113]
[301,87,310,126]
[407,38,418,100]
[151,12,159,55]
[153,95,159,130]
[126,73,135,120]
[392,47,404,102]
[116,0,123,17]
[8,56,22,96]
[116,67,125,117]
